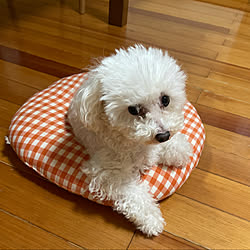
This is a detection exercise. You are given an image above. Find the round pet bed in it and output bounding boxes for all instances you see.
[8,73,205,205]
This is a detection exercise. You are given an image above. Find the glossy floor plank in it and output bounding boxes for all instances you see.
[0,162,134,249]
[198,144,250,185]
[161,194,250,249]
[209,71,250,89]
[0,45,82,78]
[217,46,250,69]
[0,60,59,89]
[130,0,237,29]
[197,0,249,11]
[204,124,250,159]
[0,210,80,250]
[0,0,250,249]
[176,169,250,221]
[195,104,250,137]
[129,230,205,249]
[188,74,250,103]
[0,99,20,129]
[197,91,250,118]
[0,75,39,105]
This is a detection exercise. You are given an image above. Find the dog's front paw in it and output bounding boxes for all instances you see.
[138,211,165,237]
[161,133,193,168]
[114,186,165,237]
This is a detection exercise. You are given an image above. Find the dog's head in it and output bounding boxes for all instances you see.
[75,45,187,144]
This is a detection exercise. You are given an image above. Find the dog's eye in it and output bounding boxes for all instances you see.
[161,95,170,107]
[128,106,139,115]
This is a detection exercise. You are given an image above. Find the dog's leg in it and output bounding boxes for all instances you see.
[81,149,165,236]
[159,133,193,167]
[113,181,165,237]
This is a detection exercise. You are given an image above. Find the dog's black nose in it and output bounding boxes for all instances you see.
[155,131,170,143]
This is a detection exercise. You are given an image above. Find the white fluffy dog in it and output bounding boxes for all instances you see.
[67,45,192,236]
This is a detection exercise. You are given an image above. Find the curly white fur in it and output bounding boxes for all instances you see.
[67,45,192,236]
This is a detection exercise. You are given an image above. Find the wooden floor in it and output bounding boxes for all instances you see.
[0,0,250,249]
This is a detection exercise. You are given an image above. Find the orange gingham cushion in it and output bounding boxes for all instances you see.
[8,73,205,206]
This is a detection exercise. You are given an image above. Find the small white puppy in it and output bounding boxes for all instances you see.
[67,45,192,236]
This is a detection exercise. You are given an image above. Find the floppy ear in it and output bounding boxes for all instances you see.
[73,72,103,130]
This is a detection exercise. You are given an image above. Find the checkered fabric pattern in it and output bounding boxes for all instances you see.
[8,73,205,206]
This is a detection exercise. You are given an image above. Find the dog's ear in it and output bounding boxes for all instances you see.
[73,73,103,130]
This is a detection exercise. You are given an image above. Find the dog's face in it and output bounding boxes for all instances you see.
[80,45,187,144]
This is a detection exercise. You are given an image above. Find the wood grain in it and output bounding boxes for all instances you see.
[198,144,250,185]
[127,8,226,45]
[188,74,250,103]
[0,128,11,164]
[129,230,205,249]
[186,85,202,103]
[125,22,221,60]
[0,162,134,249]
[197,91,250,119]
[217,46,250,69]
[129,0,235,29]
[224,36,250,52]
[0,99,20,129]
[196,0,249,11]
[0,26,107,64]
[209,72,250,90]
[236,12,250,24]
[171,50,250,81]
[177,169,250,220]
[194,104,250,137]
[161,195,250,249]
[0,75,39,105]
[1,0,250,249]
[0,44,82,77]
[204,124,250,159]
[230,20,250,37]
[0,210,80,249]
[0,59,59,90]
